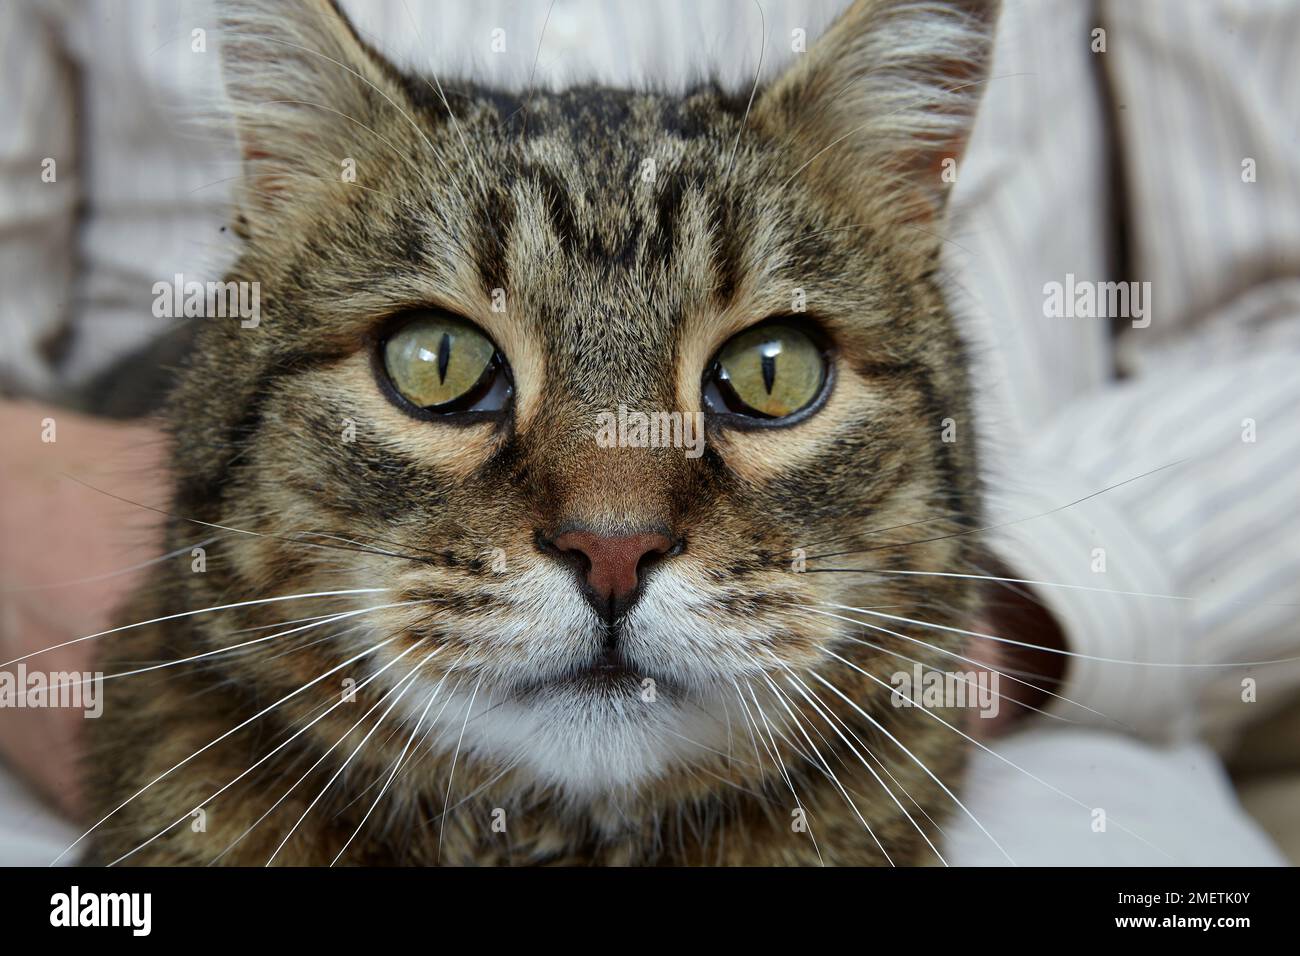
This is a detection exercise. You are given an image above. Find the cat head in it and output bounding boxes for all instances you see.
[173,0,998,798]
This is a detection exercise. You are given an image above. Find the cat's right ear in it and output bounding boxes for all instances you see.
[753,0,1000,272]
[217,0,408,233]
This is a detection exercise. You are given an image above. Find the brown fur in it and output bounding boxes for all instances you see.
[85,0,1001,865]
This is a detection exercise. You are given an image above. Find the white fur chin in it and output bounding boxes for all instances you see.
[423,683,725,797]
[384,564,762,797]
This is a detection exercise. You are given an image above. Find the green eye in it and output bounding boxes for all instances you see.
[380,312,509,414]
[703,322,829,421]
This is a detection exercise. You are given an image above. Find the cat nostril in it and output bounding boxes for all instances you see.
[544,528,681,619]
[563,545,592,578]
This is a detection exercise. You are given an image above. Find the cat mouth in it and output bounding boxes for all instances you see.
[513,649,666,700]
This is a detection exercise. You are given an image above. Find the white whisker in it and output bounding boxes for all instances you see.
[110,638,434,866]
[331,662,464,864]
[815,651,1173,863]
[266,643,439,865]
[4,588,387,669]
[801,663,1015,865]
[53,636,396,865]
[735,680,824,865]
[762,661,941,865]
[795,605,1109,725]
[829,602,1300,668]
[436,677,482,861]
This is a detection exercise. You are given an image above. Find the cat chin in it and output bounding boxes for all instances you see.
[413,681,729,796]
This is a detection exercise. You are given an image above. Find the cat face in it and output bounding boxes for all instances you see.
[173,0,996,798]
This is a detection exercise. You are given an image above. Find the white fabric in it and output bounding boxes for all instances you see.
[947,730,1287,866]
[1,0,1298,865]
[950,0,1300,749]
[0,763,79,867]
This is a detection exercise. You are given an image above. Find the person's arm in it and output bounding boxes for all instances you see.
[986,332,1300,742]
[0,401,168,820]
[984,0,1300,743]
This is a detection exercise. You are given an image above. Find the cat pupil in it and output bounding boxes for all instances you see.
[437,332,451,385]
[761,349,778,395]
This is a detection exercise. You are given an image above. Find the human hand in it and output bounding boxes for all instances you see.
[0,401,168,820]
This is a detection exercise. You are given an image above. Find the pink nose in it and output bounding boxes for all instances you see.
[548,529,677,612]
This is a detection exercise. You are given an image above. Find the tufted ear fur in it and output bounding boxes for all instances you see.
[755,0,999,269]
[218,0,412,232]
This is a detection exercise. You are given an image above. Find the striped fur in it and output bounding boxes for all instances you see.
[86,0,1000,866]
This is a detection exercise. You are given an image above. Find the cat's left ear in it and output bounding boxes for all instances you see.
[217,0,410,233]
[754,0,1000,268]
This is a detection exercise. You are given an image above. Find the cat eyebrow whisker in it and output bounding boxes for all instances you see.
[396,0,491,197]
[776,70,1031,193]
[788,219,976,257]
[218,29,475,207]
[725,0,767,179]
[515,0,557,144]
[204,166,484,274]
[260,98,428,177]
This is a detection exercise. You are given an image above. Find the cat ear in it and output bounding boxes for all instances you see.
[755,0,999,261]
[217,0,408,230]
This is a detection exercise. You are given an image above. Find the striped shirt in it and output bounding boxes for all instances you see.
[3,0,1299,752]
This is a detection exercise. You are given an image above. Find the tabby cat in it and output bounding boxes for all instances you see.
[85,0,1000,865]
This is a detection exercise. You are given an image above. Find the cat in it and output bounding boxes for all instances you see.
[84,0,1000,865]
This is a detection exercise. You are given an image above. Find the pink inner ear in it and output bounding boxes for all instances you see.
[892,142,966,226]
[241,145,290,200]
